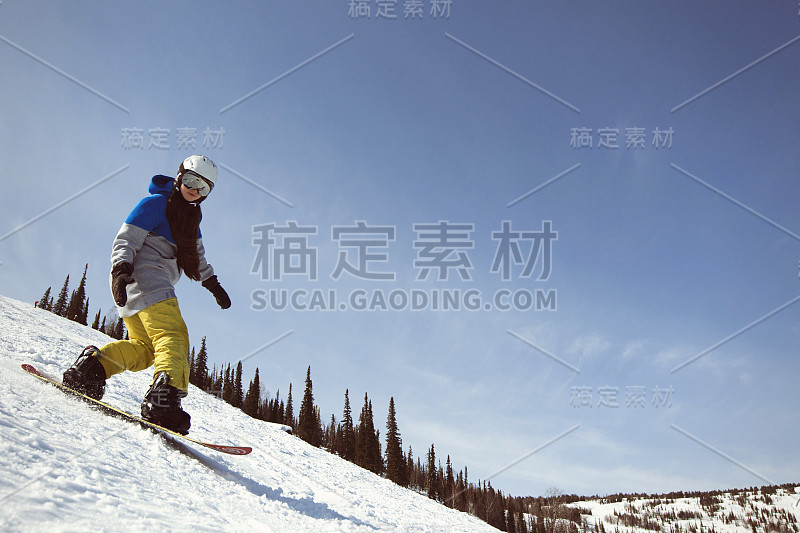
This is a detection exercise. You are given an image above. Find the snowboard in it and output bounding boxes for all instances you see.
[22,363,252,456]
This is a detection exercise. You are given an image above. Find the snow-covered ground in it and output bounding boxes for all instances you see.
[0,295,498,532]
[568,486,800,532]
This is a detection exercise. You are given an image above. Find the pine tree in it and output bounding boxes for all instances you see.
[91,308,101,330]
[370,403,383,475]
[242,368,261,417]
[426,444,437,500]
[356,393,382,474]
[257,392,268,421]
[232,361,243,408]
[112,317,125,340]
[264,389,282,423]
[37,287,52,310]
[222,364,233,404]
[442,455,456,507]
[314,406,322,445]
[211,366,224,398]
[355,393,368,468]
[284,383,294,429]
[486,487,505,530]
[192,338,208,388]
[407,446,415,489]
[81,296,90,326]
[272,390,284,425]
[66,264,88,323]
[339,389,356,462]
[385,397,407,486]
[66,290,78,319]
[474,481,487,523]
[455,470,467,512]
[298,366,320,446]
[507,498,517,533]
[326,414,337,451]
[207,363,217,392]
[187,347,196,385]
[53,275,70,317]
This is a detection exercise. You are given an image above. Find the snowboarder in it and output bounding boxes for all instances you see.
[62,155,231,435]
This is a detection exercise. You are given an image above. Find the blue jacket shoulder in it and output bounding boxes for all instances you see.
[124,176,175,243]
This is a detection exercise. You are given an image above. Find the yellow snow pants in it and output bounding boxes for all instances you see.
[98,298,190,393]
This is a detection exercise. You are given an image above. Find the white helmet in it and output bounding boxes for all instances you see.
[178,155,217,185]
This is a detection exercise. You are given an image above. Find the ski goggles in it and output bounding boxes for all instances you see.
[180,171,214,197]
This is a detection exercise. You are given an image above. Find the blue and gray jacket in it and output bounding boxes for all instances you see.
[110,175,214,317]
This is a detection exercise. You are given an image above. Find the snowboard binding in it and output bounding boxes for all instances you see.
[141,372,191,435]
[62,346,107,401]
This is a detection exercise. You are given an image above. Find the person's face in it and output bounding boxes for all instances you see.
[180,183,202,202]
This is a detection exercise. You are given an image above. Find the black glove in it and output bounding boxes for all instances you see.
[202,275,231,309]
[111,262,135,307]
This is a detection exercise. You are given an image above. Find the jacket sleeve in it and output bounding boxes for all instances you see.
[196,238,215,282]
[111,195,164,266]
[111,223,149,266]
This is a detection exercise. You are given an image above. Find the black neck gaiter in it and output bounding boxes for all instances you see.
[166,182,203,281]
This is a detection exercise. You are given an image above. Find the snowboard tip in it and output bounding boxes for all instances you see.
[21,363,41,376]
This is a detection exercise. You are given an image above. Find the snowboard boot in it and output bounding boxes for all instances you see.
[141,372,191,435]
[62,346,107,400]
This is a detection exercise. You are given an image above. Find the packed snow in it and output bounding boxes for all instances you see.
[0,294,499,532]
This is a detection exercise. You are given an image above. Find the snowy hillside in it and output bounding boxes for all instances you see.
[0,294,498,532]
[567,487,800,532]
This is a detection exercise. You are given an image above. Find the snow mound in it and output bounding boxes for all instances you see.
[0,295,498,532]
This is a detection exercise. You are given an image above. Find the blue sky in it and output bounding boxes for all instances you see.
[1,1,799,498]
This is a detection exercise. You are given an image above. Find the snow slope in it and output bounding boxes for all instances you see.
[0,295,498,533]
[568,487,800,532]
